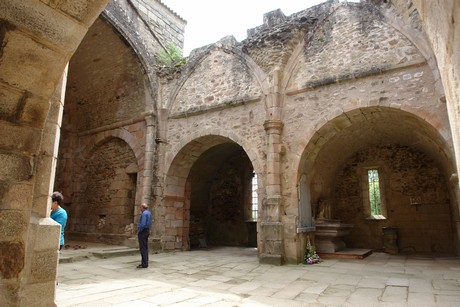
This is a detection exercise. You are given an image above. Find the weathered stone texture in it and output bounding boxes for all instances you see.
[30,250,57,282]
[290,5,425,90]
[130,0,185,49]
[335,145,452,253]
[68,138,137,239]
[0,0,90,55]
[167,101,266,159]
[0,241,24,279]
[0,211,27,240]
[1,0,460,305]
[243,10,310,75]
[283,64,442,140]
[66,18,146,132]
[171,50,262,115]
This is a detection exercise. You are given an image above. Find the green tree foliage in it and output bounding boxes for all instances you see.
[156,42,187,67]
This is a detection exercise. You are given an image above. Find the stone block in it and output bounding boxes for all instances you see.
[30,249,58,283]
[0,84,24,120]
[259,253,284,265]
[0,125,41,156]
[19,280,56,306]
[0,240,25,278]
[1,0,90,51]
[41,121,61,156]
[19,95,50,129]
[0,211,27,240]
[0,31,67,98]
[1,182,33,210]
[60,0,107,25]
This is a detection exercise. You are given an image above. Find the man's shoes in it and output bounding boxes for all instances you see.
[136,264,148,268]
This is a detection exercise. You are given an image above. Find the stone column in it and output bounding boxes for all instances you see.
[131,114,155,232]
[141,115,155,205]
[150,108,169,247]
[259,69,285,265]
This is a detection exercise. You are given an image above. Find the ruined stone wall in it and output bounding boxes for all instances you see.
[165,47,266,156]
[0,4,459,305]
[55,15,149,234]
[130,0,185,50]
[0,0,109,305]
[55,0,186,244]
[69,139,136,239]
[334,145,453,253]
[65,18,146,131]
[278,4,450,262]
[288,4,425,89]
[160,1,454,262]
[55,120,146,243]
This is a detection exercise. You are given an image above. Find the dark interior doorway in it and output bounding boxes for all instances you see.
[187,143,257,249]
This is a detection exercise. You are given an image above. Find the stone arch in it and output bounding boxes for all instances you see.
[68,135,139,243]
[82,129,143,164]
[162,133,262,251]
[282,1,443,95]
[167,129,262,177]
[101,1,163,106]
[58,14,151,208]
[163,44,270,112]
[297,106,458,253]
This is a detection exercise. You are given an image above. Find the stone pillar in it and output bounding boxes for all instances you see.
[141,115,155,205]
[130,114,155,239]
[0,67,68,307]
[259,68,285,265]
[151,108,169,247]
[259,120,284,265]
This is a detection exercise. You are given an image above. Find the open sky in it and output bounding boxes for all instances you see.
[161,0,330,56]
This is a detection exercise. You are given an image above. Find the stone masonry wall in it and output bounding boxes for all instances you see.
[66,18,146,132]
[131,0,186,50]
[160,1,454,261]
[171,49,262,115]
[334,145,453,253]
[289,4,425,89]
[67,138,137,242]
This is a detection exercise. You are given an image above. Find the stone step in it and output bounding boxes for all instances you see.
[92,247,139,259]
[58,246,139,263]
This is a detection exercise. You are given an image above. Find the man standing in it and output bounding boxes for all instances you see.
[51,191,68,251]
[137,203,152,268]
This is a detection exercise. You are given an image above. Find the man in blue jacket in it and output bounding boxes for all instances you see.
[137,203,152,268]
[51,191,68,251]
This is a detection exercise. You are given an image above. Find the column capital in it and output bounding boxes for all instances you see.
[144,115,155,126]
[264,119,283,132]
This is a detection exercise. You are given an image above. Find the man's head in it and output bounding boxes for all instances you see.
[51,191,64,211]
[140,203,148,212]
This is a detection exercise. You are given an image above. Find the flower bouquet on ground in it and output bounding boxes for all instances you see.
[304,237,321,264]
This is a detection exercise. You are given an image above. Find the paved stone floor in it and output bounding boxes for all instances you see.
[55,244,460,306]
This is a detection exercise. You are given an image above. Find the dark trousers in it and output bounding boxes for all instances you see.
[138,228,150,267]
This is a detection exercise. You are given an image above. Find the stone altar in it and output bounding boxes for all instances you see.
[314,200,354,253]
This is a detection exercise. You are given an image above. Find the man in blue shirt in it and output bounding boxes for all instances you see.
[50,192,68,251]
[137,203,152,268]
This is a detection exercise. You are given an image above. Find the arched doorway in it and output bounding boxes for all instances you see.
[164,135,258,251]
[54,16,147,244]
